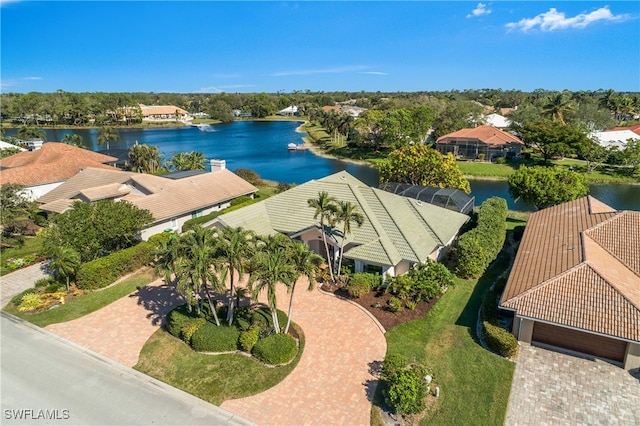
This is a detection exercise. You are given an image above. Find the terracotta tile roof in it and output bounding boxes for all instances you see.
[501,196,640,342]
[611,124,640,136]
[37,167,258,223]
[436,125,523,146]
[0,143,117,186]
[139,104,188,116]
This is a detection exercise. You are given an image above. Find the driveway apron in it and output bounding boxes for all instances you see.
[45,279,183,367]
[506,344,640,425]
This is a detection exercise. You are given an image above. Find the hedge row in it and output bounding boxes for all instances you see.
[181,197,258,232]
[456,197,508,279]
[76,233,170,290]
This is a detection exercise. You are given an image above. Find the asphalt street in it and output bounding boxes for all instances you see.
[1,312,254,425]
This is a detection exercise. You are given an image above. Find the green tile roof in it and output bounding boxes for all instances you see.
[206,171,469,267]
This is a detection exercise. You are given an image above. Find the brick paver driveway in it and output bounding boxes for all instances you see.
[46,278,183,367]
[506,344,640,425]
[44,275,387,425]
[221,281,387,426]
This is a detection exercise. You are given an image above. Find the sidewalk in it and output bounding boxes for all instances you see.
[0,261,49,308]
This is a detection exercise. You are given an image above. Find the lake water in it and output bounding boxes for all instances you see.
[5,121,639,211]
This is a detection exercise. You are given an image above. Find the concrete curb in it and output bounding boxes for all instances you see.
[1,311,256,426]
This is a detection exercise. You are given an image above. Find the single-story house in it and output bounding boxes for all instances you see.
[482,113,511,129]
[37,160,257,240]
[590,129,640,150]
[277,106,298,116]
[500,196,640,370]
[139,104,192,123]
[435,125,524,160]
[0,142,118,200]
[204,171,469,277]
[0,140,26,152]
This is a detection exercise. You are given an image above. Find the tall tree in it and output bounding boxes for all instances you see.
[62,133,85,148]
[0,184,36,236]
[16,126,46,141]
[169,151,207,171]
[48,246,81,292]
[334,201,364,279]
[248,239,295,333]
[517,121,590,163]
[126,141,162,174]
[307,191,338,282]
[541,92,575,125]
[216,226,255,325]
[508,166,588,210]
[284,240,322,334]
[97,126,119,151]
[379,144,471,193]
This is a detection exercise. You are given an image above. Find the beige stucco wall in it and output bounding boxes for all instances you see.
[624,342,640,370]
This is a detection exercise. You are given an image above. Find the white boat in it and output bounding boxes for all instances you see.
[288,143,297,150]
[196,124,215,132]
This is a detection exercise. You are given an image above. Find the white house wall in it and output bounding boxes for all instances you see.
[23,182,64,201]
[139,201,230,241]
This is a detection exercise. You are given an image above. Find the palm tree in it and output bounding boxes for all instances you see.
[216,226,255,325]
[49,246,81,292]
[127,141,162,174]
[152,232,181,285]
[541,92,575,125]
[284,241,322,334]
[248,238,295,333]
[176,227,224,326]
[16,126,46,142]
[97,126,119,151]
[307,191,337,282]
[62,133,85,148]
[169,151,207,171]
[335,200,364,280]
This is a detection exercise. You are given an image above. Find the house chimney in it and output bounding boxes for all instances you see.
[210,159,226,172]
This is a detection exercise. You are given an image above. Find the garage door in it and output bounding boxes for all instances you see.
[532,322,627,362]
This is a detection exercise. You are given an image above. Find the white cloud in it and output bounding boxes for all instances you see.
[359,71,388,76]
[196,84,255,93]
[271,65,369,77]
[22,76,42,81]
[506,6,629,32]
[467,3,491,18]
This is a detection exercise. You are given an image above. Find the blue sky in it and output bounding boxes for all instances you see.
[1,1,638,93]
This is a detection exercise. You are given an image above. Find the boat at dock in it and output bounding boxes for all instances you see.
[288,143,308,151]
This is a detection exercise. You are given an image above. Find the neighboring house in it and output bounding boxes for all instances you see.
[0,142,117,200]
[591,129,640,150]
[204,171,469,277]
[321,105,366,118]
[277,106,298,116]
[482,113,511,129]
[37,160,258,241]
[435,125,524,160]
[500,196,640,370]
[139,104,192,123]
[0,140,26,152]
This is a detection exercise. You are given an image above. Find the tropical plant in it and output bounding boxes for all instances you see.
[248,237,296,333]
[126,141,162,174]
[284,240,322,334]
[61,133,85,148]
[307,191,338,282]
[541,92,575,125]
[48,246,81,292]
[97,126,119,150]
[169,151,207,171]
[16,126,46,141]
[508,166,589,210]
[216,226,255,325]
[334,200,364,280]
[0,183,36,236]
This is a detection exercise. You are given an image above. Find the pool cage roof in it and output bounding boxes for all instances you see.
[379,182,475,215]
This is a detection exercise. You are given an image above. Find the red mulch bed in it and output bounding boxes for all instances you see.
[323,284,440,331]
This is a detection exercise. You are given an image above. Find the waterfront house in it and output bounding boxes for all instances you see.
[0,142,117,200]
[204,171,469,277]
[500,196,640,370]
[37,160,257,240]
[139,104,192,124]
[591,128,640,150]
[277,106,298,116]
[435,125,523,161]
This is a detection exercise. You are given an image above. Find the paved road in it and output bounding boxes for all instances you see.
[0,261,49,308]
[1,312,254,426]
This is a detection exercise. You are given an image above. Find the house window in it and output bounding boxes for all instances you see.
[191,210,203,219]
[171,218,177,228]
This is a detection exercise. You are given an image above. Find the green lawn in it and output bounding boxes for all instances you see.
[134,324,305,406]
[0,236,44,276]
[376,249,517,425]
[3,268,156,327]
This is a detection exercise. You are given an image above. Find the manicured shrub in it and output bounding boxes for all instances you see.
[45,283,62,294]
[239,326,260,352]
[234,168,262,186]
[191,322,240,352]
[456,197,507,279]
[11,288,36,306]
[483,321,518,358]
[388,297,404,312]
[76,240,155,290]
[385,367,427,415]
[35,277,56,288]
[18,293,42,312]
[381,353,410,378]
[252,333,297,365]
[166,304,204,338]
[411,259,454,301]
[182,317,206,342]
[346,274,372,298]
